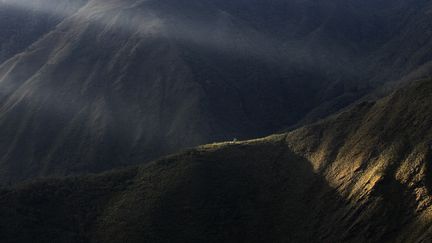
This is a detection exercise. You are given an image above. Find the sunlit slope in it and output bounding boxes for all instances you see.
[1,79,431,242]
[286,78,432,241]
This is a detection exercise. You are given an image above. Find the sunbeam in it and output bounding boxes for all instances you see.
[0,0,359,77]
[0,0,87,17]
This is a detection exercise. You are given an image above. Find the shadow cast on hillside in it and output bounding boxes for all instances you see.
[90,141,428,243]
[0,140,428,243]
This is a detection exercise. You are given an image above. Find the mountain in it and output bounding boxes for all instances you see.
[0,78,431,242]
[0,0,88,63]
[0,0,432,183]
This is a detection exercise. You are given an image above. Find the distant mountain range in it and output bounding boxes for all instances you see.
[0,0,431,183]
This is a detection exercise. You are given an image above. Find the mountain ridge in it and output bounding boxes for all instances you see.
[0,78,431,242]
[0,0,432,184]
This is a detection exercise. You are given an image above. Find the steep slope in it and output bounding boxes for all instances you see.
[1,0,432,183]
[0,78,431,242]
[0,0,345,183]
[0,0,88,63]
[286,78,432,242]
[368,0,432,84]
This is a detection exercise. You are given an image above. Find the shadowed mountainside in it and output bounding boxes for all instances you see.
[0,0,88,63]
[0,0,354,183]
[0,79,431,242]
[1,0,432,183]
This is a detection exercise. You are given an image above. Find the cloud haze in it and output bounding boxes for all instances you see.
[0,0,359,77]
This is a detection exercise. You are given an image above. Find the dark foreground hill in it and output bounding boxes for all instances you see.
[0,79,431,242]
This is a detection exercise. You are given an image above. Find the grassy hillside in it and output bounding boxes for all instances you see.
[0,79,431,242]
[286,78,432,242]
